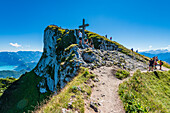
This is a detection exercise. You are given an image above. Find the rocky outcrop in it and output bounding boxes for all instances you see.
[34,25,148,94]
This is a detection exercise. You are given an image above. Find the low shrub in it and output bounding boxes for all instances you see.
[115,69,130,80]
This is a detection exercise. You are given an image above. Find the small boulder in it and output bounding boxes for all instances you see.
[68,101,73,109]
[93,78,99,82]
[90,101,98,112]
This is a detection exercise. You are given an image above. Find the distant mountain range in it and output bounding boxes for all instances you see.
[140,49,170,64]
[0,51,42,78]
[140,49,170,54]
[0,51,42,66]
[0,70,26,78]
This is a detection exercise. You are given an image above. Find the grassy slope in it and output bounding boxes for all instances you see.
[162,61,170,69]
[36,67,94,113]
[0,77,16,97]
[119,70,170,113]
[0,71,51,113]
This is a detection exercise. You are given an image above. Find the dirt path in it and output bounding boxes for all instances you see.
[85,66,125,113]
[85,66,169,113]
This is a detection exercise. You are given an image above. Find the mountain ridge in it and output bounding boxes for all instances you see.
[0,51,42,66]
[0,51,42,78]
[0,25,153,113]
[140,49,170,54]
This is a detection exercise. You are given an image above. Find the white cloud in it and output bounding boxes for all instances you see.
[149,45,152,49]
[9,43,21,48]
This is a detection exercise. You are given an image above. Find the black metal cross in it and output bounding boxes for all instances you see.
[79,19,89,38]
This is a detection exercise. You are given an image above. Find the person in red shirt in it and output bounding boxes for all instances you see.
[159,60,163,70]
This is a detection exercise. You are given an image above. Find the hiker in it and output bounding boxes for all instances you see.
[78,30,84,48]
[110,37,112,41]
[84,37,89,48]
[155,56,158,61]
[136,50,138,53]
[79,38,83,48]
[89,38,94,49]
[149,58,154,71]
[131,48,134,58]
[153,56,156,69]
[159,60,163,70]
[79,30,82,38]
[154,56,158,69]
[154,60,157,69]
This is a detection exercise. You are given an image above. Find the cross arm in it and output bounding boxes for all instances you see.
[79,24,89,28]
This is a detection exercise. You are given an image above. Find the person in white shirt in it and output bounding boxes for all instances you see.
[79,30,82,38]
[78,30,84,48]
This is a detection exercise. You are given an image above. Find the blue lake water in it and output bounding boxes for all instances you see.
[0,66,17,71]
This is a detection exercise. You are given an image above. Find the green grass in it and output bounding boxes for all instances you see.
[0,77,16,97]
[115,69,130,80]
[64,44,78,53]
[119,70,170,113]
[0,71,51,113]
[36,67,94,113]
[163,61,170,69]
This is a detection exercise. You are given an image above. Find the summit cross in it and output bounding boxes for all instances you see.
[79,19,89,39]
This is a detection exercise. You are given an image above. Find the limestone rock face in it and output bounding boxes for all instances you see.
[34,26,80,93]
[34,25,148,93]
[82,50,99,63]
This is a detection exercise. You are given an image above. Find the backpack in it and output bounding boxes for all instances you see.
[161,62,164,65]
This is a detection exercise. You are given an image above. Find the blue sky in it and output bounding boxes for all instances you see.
[0,0,170,52]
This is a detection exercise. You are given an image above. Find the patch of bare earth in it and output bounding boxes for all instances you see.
[85,66,125,113]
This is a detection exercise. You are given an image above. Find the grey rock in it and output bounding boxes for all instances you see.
[101,94,105,97]
[93,78,99,82]
[68,101,73,109]
[62,108,70,113]
[77,86,81,91]
[91,84,95,88]
[90,101,98,112]
[71,95,76,98]
[97,102,101,106]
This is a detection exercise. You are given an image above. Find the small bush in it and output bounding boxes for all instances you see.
[83,69,89,77]
[70,86,78,93]
[115,69,130,80]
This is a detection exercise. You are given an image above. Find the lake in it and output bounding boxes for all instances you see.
[0,66,17,71]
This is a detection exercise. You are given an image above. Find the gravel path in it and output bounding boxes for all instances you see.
[85,66,169,113]
[85,66,125,113]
